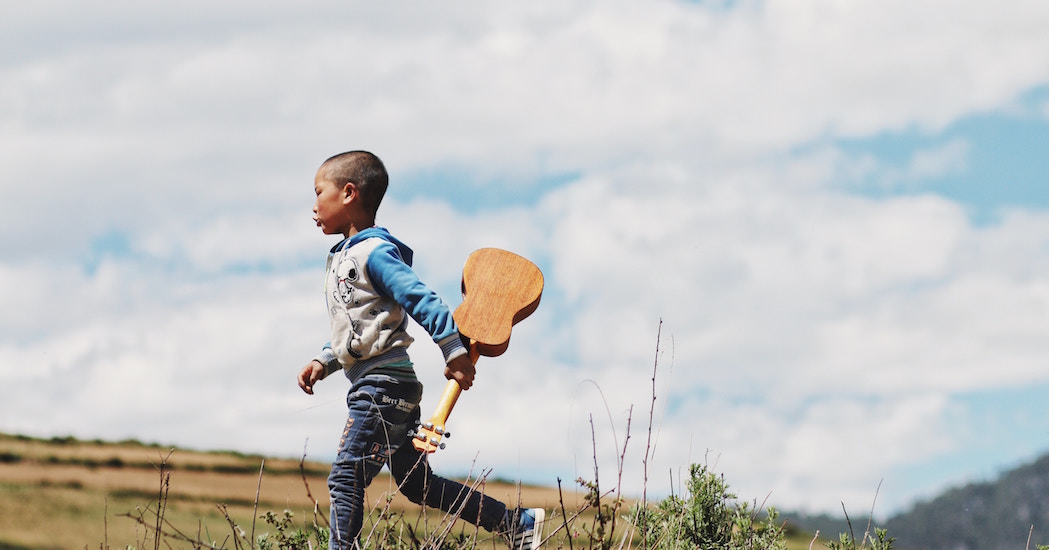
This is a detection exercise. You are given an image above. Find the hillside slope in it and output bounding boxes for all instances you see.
[0,432,572,549]
[885,453,1049,550]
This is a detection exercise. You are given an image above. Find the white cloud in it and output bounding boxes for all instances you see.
[519,154,1049,512]
[3,0,1049,519]
[857,139,973,189]
[905,139,970,181]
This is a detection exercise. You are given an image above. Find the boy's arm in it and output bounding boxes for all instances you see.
[444,353,475,390]
[298,344,342,395]
[312,344,342,376]
[368,243,469,365]
[297,360,324,395]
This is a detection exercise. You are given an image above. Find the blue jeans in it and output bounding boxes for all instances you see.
[327,374,508,549]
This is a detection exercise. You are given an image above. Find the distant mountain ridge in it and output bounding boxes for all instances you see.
[885,452,1049,550]
[784,452,1049,550]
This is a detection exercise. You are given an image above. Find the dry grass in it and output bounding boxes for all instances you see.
[0,433,584,549]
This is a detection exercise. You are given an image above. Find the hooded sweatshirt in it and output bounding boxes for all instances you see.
[313,226,467,382]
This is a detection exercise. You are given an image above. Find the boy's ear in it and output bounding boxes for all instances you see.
[341,182,358,205]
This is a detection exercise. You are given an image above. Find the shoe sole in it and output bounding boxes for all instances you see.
[529,508,545,549]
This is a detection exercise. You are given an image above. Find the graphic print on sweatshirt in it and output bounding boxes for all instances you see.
[333,255,365,359]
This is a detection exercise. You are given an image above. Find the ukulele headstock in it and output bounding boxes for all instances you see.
[409,420,450,452]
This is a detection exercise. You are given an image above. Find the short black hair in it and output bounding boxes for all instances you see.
[320,150,389,217]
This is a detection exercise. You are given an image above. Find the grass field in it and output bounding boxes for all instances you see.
[0,432,822,549]
[0,432,594,549]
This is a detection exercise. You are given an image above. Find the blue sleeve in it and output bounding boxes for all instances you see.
[367,242,466,359]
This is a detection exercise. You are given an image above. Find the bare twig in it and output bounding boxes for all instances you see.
[571,380,621,473]
[643,320,662,510]
[103,496,109,550]
[249,459,265,549]
[153,450,175,550]
[155,468,166,550]
[641,319,664,550]
[608,406,632,547]
[755,490,774,519]
[589,414,602,547]
[862,479,883,547]
[841,502,855,545]
[430,467,492,544]
[545,504,594,544]
[120,450,236,550]
[218,504,243,550]
[539,477,595,547]
[557,477,575,550]
[122,503,227,550]
[298,442,330,528]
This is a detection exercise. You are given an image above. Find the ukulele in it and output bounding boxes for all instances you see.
[410,248,544,453]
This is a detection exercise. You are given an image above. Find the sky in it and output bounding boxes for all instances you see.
[2,0,1049,519]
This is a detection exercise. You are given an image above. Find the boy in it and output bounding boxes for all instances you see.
[297,151,544,549]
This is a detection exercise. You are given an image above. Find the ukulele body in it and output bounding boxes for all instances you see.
[410,248,543,453]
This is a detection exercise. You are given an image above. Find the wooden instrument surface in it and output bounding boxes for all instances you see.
[454,248,543,356]
[410,248,543,453]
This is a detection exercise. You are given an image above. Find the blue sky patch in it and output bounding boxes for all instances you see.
[82,230,136,275]
[895,381,1049,508]
[396,165,580,214]
[835,102,1049,225]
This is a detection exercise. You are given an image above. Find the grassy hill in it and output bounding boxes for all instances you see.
[0,432,575,549]
[0,432,827,549]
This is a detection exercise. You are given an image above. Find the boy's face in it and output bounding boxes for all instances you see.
[312,172,354,236]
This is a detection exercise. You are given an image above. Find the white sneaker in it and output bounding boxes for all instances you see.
[508,507,545,549]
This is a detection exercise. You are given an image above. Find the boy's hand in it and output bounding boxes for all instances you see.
[298,360,325,395]
[444,354,475,390]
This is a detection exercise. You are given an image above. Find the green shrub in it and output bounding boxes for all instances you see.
[632,463,787,550]
[256,510,328,550]
[826,527,895,550]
